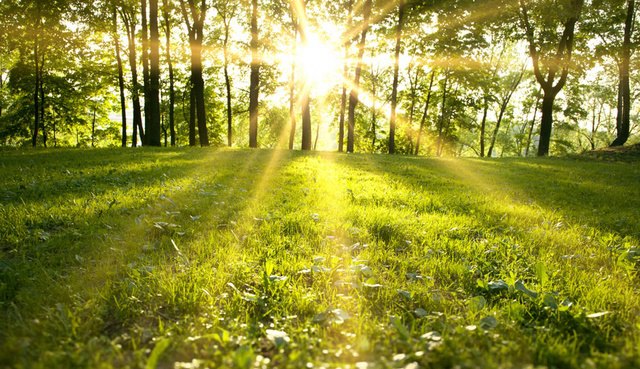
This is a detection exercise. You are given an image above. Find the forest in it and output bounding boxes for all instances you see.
[0,0,638,156]
[2,1,640,369]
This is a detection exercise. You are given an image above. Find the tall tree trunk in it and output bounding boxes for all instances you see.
[415,70,434,156]
[91,106,96,148]
[113,6,127,148]
[141,0,150,145]
[487,65,525,157]
[32,12,40,148]
[39,54,46,148]
[288,27,298,150]
[189,88,196,145]
[524,91,541,157]
[371,69,378,149]
[122,10,144,147]
[389,0,405,154]
[479,97,489,157]
[520,0,583,156]
[162,0,176,146]
[611,0,634,147]
[223,17,233,147]
[296,0,312,150]
[147,0,161,146]
[249,0,260,148]
[347,0,372,153]
[437,72,449,157]
[338,0,354,152]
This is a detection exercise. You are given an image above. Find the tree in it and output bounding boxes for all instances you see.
[161,0,176,146]
[347,0,372,153]
[519,0,584,156]
[180,0,209,146]
[248,0,260,148]
[611,0,636,146]
[389,0,405,154]
[214,0,238,147]
[120,2,145,146]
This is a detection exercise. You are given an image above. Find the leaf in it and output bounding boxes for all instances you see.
[534,262,549,287]
[479,316,498,330]
[390,316,410,340]
[468,296,486,311]
[515,280,538,298]
[487,280,508,291]
[397,290,412,299]
[414,308,428,318]
[146,338,171,369]
[265,329,290,347]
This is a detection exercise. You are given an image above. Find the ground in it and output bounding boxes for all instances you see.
[0,148,639,369]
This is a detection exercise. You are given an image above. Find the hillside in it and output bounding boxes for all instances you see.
[1,148,639,368]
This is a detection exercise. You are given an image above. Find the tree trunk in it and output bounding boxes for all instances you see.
[437,73,449,157]
[610,0,634,147]
[487,67,524,157]
[147,0,161,146]
[162,0,176,146]
[298,1,312,151]
[141,0,150,145]
[113,6,127,148]
[337,0,354,153]
[415,70,434,156]
[91,107,96,148]
[32,14,40,148]
[224,21,233,147]
[524,92,541,157]
[39,54,46,148]
[389,0,405,154]
[479,97,489,157]
[347,0,372,153]
[122,10,144,147]
[249,0,260,148]
[537,89,556,156]
[288,27,298,150]
[189,87,196,146]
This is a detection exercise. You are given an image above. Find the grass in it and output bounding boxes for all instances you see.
[0,147,639,369]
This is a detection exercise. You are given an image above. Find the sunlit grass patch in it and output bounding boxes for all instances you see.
[1,148,639,368]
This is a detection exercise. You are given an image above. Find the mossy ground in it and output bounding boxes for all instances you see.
[1,148,639,369]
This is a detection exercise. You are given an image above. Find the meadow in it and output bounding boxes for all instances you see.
[1,148,639,369]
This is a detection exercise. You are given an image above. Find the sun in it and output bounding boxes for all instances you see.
[296,34,343,94]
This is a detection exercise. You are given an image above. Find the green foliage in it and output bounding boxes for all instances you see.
[0,148,639,368]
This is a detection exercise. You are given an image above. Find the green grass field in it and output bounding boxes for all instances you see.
[1,148,639,369]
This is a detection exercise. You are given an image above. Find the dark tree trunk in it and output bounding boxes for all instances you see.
[537,90,556,156]
[347,0,372,153]
[147,0,161,146]
[122,9,144,147]
[162,0,176,146]
[389,0,405,154]
[298,1,312,151]
[487,65,524,157]
[249,0,260,148]
[223,20,233,147]
[39,54,46,148]
[338,0,354,153]
[479,97,489,157]
[525,91,541,157]
[437,73,449,157]
[288,27,297,150]
[91,107,96,148]
[141,0,151,145]
[520,0,583,156]
[180,0,209,146]
[32,14,40,148]
[611,0,634,147]
[415,70,435,156]
[113,6,127,148]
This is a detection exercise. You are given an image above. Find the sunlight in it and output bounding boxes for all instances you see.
[297,34,343,95]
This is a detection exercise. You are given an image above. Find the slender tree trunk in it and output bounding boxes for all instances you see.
[437,73,449,157]
[193,39,209,147]
[487,67,524,157]
[298,0,312,151]
[611,0,634,146]
[122,10,144,146]
[113,6,127,148]
[91,106,96,148]
[32,14,40,148]
[389,0,405,154]
[347,0,372,153]
[162,0,176,146]
[147,0,161,146]
[479,97,489,157]
[141,0,150,145]
[223,21,233,147]
[415,70,434,156]
[371,70,377,149]
[189,87,196,145]
[525,92,541,157]
[288,27,298,150]
[337,0,353,152]
[39,55,46,148]
[314,119,320,150]
[249,0,260,148]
